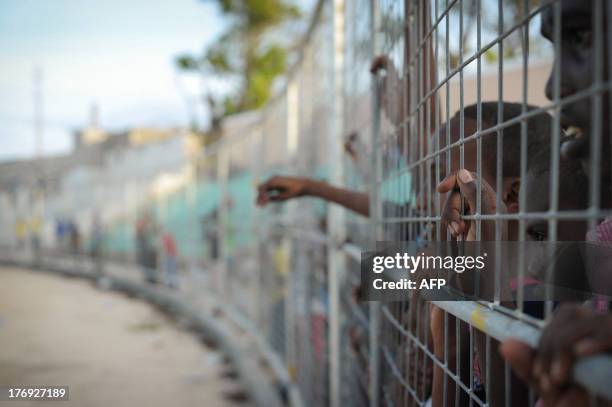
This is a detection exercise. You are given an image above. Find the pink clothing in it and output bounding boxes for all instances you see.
[586,218,612,312]
[509,276,540,291]
[162,233,177,257]
[587,218,612,242]
[533,220,612,407]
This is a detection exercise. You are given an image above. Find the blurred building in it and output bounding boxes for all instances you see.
[0,125,198,248]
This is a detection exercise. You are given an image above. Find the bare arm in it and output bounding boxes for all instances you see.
[306,179,370,217]
[430,307,471,407]
[256,176,370,217]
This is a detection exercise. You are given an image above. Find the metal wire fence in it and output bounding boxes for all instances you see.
[215,0,612,405]
[3,0,612,406]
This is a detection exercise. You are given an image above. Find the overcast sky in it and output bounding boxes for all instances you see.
[0,0,227,161]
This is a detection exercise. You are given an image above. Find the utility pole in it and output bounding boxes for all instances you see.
[32,66,45,243]
[34,66,44,158]
[90,102,99,129]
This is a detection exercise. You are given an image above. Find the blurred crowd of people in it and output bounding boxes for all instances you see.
[13,212,181,289]
[135,213,179,288]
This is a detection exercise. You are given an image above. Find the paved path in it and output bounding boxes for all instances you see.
[0,266,248,407]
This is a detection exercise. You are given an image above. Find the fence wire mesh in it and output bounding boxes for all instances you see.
[2,0,612,406]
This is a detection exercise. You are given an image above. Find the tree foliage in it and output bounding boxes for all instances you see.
[446,0,542,69]
[175,0,300,127]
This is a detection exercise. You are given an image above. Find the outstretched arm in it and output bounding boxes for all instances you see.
[256,176,370,217]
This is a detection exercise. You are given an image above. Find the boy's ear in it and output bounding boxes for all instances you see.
[503,177,521,213]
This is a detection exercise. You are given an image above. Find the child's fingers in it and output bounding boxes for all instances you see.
[453,169,499,215]
[256,190,270,206]
[476,173,499,215]
[441,190,465,237]
[536,305,600,386]
[499,339,536,384]
[556,386,589,407]
[550,351,572,386]
[456,169,478,213]
[257,177,277,194]
[437,173,458,193]
[370,55,389,74]
[256,195,267,206]
[256,177,285,205]
[574,335,612,357]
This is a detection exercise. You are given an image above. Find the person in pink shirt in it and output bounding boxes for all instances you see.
[162,230,178,289]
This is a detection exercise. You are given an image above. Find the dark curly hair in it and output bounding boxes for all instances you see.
[453,102,553,178]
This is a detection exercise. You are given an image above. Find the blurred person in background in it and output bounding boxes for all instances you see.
[136,213,158,284]
[202,209,220,261]
[344,131,370,184]
[15,218,27,248]
[161,228,178,289]
[29,216,42,248]
[68,219,80,254]
[29,215,42,264]
[256,23,436,217]
[55,218,69,251]
[89,215,104,276]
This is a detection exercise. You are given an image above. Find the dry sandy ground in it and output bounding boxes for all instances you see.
[0,266,247,407]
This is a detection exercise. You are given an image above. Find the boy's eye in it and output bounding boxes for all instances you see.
[527,226,547,242]
[567,28,592,48]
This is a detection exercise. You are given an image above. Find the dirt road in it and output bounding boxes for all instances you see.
[0,267,247,407]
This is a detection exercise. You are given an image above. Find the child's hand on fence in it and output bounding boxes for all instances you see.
[429,304,469,407]
[370,55,402,126]
[500,331,589,407]
[437,169,502,241]
[499,339,537,386]
[429,304,445,356]
[437,169,505,300]
[256,176,311,206]
[501,304,612,406]
[402,293,433,400]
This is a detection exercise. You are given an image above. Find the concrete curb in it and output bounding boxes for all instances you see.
[1,256,283,407]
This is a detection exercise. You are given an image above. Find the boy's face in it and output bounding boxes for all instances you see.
[541,1,610,179]
[416,117,480,212]
[420,116,511,211]
[524,170,588,293]
[429,117,482,178]
[525,170,587,242]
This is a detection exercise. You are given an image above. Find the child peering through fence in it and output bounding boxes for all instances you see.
[498,1,612,406]
[255,0,612,405]
[434,133,590,407]
[427,104,552,407]
[406,1,612,405]
[256,102,541,223]
[256,101,554,405]
[432,1,612,406]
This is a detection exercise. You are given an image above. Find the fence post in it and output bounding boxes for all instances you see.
[217,145,229,302]
[285,79,299,378]
[251,125,263,328]
[329,0,346,406]
[369,0,381,406]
